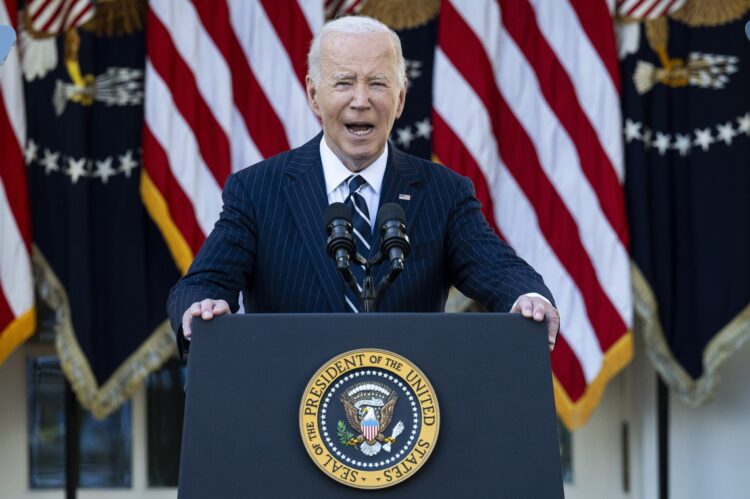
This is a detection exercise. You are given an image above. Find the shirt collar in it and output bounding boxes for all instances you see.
[320,136,388,196]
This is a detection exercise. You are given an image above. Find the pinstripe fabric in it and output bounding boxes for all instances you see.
[167,133,552,354]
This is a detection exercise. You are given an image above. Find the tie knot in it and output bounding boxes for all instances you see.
[346,174,367,194]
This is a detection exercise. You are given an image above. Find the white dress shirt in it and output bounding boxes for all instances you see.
[320,136,387,230]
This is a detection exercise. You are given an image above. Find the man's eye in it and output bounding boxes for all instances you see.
[335,81,351,87]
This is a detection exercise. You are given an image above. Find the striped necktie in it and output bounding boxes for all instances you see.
[344,174,372,312]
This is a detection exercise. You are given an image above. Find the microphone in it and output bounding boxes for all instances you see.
[325,203,355,269]
[376,203,410,268]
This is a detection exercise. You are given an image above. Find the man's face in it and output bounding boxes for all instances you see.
[306,31,406,172]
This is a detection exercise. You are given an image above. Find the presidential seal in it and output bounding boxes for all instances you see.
[299,349,439,489]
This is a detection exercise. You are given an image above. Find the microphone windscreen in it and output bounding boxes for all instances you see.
[376,203,406,229]
[324,202,352,225]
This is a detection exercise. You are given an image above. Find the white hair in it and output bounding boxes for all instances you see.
[306,16,407,90]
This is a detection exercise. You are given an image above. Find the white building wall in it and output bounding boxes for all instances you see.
[668,338,750,499]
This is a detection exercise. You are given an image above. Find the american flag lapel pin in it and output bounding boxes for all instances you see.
[399,194,411,201]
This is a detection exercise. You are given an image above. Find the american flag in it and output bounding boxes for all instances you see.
[0,0,35,365]
[432,0,633,429]
[616,0,686,19]
[25,0,94,35]
[325,0,365,19]
[142,0,323,273]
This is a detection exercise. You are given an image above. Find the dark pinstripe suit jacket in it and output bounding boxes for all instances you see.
[168,133,552,353]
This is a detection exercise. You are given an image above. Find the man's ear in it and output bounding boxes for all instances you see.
[306,77,321,118]
[395,84,406,119]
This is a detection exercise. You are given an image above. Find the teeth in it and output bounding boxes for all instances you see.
[347,125,373,136]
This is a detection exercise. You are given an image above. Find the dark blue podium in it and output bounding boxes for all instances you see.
[178,313,563,498]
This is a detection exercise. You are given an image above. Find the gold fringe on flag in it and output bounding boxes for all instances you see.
[82,0,146,37]
[632,263,750,406]
[671,0,750,27]
[360,0,440,30]
[33,246,177,419]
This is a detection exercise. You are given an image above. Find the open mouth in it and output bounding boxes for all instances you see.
[346,123,374,136]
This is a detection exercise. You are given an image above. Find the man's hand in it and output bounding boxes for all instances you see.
[182,299,231,339]
[510,295,560,351]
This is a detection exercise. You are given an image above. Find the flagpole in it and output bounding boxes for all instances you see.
[657,376,669,499]
[65,380,79,499]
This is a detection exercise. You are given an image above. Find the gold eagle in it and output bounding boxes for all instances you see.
[340,392,398,454]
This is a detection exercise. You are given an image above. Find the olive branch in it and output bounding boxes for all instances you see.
[337,420,355,445]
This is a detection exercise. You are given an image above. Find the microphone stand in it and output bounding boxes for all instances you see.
[327,202,409,313]
[345,252,404,313]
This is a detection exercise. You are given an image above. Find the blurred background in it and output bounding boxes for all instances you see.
[0,0,748,498]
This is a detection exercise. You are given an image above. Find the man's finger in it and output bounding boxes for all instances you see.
[212,300,230,315]
[189,301,202,317]
[546,308,560,351]
[532,299,546,321]
[518,297,533,318]
[182,306,196,339]
[200,299,216,319]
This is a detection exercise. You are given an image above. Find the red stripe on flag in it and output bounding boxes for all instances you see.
[648,0,678,18]
[566,0,621,93]
[440,1,627,350]
[0,287,14,332]
[191,0,290,158]
[640,0,668,18]
[40,0,65,32]
[29,0,54,21]
[5,0,17,28]
[142,126,206,256]
[499,0,629,248]
[0,97,31,247]
[551,333,587,401]
[260,0,313,89]
[147,8,231,188]
[64,2,92,31]
[432,111,500,235]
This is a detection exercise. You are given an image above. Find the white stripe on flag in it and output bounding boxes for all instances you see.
[144,60,223,235]
[150,0,262,173]
[31,0,63,27]
[227,1,320,148]
[0,181,33,316]
[298,0,325,35]
[630,0,661,18]
[527,0,624,181]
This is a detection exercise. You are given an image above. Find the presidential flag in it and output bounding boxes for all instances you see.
[621,7,750,405]
[21,1,180,418]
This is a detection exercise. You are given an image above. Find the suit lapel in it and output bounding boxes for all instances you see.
[282,134,344,312]
[372,146,423,284]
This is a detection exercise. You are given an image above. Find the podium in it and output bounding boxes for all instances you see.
[178,313,563,498]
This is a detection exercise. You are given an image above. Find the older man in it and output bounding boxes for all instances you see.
[167,16,560,355]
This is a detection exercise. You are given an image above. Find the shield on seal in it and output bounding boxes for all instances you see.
[362,418,379,442]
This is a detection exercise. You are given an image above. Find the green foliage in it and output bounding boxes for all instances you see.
[337,420,355,445]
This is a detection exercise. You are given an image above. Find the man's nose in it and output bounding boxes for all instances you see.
[350,82,371,109]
